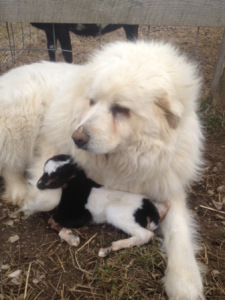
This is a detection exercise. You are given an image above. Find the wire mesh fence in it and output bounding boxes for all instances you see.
[0,22,224,93]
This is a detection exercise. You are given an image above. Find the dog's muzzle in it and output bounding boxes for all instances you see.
[72,126,89,149]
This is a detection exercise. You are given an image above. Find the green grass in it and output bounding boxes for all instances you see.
[91,241,166,300]
[199,97,225,133]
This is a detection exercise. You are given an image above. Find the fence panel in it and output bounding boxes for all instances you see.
[0,0,225,27]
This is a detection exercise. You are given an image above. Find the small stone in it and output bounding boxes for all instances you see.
[7,269,21,278]
[212,269,220,276]
[212,166,218,173]
[32,278,39,284]
[217,185,225,193]
[222,221,225,226]
[11,277,21,285]
[207,190,214,196]
[1,264,10,270]
[216,162,222,168]
[212,200,223,210]
[223,197,225,205]
[5,220,14,226]
[8,212,19,219]
[8,235,20,243]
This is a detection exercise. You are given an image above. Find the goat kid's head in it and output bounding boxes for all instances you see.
[37,154,78,190]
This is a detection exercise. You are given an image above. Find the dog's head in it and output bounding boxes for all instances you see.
[72,41,200,155]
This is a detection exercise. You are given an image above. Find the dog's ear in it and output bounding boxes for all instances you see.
[155,96,180,129]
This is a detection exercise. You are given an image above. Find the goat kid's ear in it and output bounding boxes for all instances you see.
[154,201,171,221]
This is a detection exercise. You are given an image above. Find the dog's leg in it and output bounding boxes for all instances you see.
[98,229,154,257]
[160,192,204,300]
[21,141,61,214]
[2,168,27,206]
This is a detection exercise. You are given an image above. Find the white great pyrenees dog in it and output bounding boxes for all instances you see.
[0,41,204,300]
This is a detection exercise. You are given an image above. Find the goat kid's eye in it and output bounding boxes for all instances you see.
[89,99,95,106]
[111,105,130,117]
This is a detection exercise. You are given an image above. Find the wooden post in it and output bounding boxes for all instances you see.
[211,30,225,108]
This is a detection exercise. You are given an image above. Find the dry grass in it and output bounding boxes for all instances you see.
[0,204,167,300]
[0,23,225,300]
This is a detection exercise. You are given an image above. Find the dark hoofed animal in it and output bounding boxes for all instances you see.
[31,23,139,63]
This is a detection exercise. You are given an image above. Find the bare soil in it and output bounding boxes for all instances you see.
[0,24,225,300]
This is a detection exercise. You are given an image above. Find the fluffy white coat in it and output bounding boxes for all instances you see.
[0,41,204,300]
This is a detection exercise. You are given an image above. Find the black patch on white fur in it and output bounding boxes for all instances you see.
[49,155,101,228]
[134,198,160,228]
[38,154,101,228]
[53,170,101,228]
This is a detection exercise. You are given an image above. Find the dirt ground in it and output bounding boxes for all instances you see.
[0,24,225,299]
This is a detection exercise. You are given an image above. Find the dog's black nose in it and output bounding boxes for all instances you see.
[72,127,89,149]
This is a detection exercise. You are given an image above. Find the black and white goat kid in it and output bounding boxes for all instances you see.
[37,154,170,256]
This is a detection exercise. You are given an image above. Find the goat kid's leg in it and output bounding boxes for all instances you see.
[48,216,80,247]
[48,216,62,232]
[98,229,154,257]
[161,192,205,300]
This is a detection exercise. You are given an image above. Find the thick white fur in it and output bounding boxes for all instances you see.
[0,41,204,299]
[0,61,82,208]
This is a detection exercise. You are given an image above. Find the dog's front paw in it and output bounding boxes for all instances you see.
[2,182,27,206]
[163,266,205,300]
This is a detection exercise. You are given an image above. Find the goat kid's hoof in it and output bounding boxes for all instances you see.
[98,246,112,257]
[68,234,80,247]
[58,228,80,247]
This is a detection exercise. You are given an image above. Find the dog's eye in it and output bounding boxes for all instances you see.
[111,104,130,117]
[89,99,95,106]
